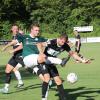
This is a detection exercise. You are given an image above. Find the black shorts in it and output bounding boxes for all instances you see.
[15,56,24,67]
[8,55,24,68]
[47,64,59,78]
[38,64,49,75]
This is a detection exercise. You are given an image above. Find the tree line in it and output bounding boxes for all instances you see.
[0,0,100,39]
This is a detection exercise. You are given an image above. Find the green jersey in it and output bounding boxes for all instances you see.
[17,34,47,57]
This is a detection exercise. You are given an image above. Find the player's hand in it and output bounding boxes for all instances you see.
[82,59,91,64]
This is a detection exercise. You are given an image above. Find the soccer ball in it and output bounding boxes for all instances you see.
[67,73,78,83]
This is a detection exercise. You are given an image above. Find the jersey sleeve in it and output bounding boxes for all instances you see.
[16,33,24,43]
[63,43,71,52]
[47,39,56,45]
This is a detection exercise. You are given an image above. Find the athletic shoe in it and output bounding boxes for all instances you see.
[0,88,8,94]
[61,57,69,67]
[14,83,24,88]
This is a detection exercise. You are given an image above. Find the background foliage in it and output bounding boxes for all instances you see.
[0,0,100,39]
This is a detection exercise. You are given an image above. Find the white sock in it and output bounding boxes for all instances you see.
[45,84,49,99]
[42,98,47,100]
[48,80,52,86]
[4,83,9,89]
[46,57,62,65]
[14,70,23,84]
[33,67,39,74]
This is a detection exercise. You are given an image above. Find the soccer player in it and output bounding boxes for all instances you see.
[16,24,68,70]
[73,30,83,58]
[0,25,24,93]
[11,24,69,100]
[39,33,90,100]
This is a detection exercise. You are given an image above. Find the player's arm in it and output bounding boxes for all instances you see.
[36,39,50,54]
[69,51,90,63]
[36,42,45,54]
[67,40,74,48]
[2,40,17,51]
[9,43,23,54]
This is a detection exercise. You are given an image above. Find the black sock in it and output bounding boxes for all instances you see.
[57,84,66,100]
[42,82,49,98]
[5,73,11,84]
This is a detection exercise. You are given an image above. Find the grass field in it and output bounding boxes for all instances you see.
[0,43,100,100]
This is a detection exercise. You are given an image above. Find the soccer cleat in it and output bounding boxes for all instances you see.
[42,98,47,100]
[15,83,24,88]
[0,88,8,94]
[61,57,69,67]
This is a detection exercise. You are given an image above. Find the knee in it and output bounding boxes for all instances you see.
[13,68,17,72]
[5,64,13,73]
[44,74,50,83]
[38,54,46,63]
[45,77,50,83]
[55,78,62,85]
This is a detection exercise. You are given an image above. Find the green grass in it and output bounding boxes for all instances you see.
[0,43,100,100]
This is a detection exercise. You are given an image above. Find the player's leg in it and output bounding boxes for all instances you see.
[13,66,24,88]
[0,56,17,93]
[50,65,67,100]
[0,64,13,93]
[38,54,68,66]
[13,56,24,88]
[54,76,66,100]
[45,57,68,67]
[40,64,50,100]
[23,54,68,68]
[41,73,50,100]
[23,54,45,68]
[33,64,50,100]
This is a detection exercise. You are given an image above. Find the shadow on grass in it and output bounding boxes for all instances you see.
[55,87,100,100]
[8,83,42,94]
[0,65,38,84]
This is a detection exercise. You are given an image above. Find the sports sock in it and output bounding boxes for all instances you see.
[42,82,49,98]
[5,73,11,84]
[14,70,23,84]
[46,57,62,65]
[57,84,66,100]
[45,83,49,98]
[4,83,9,89]
[4,73,11,89]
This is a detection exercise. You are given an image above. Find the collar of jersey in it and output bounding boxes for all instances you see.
[29,34,36,38]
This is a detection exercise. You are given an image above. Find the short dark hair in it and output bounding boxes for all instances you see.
[10,24,19,32]
[59,33,68,41]
[30,23,40,30]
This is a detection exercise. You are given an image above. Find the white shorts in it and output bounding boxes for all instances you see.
[23,54,39,68]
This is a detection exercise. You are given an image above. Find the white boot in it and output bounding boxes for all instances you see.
[42,98,47,100]
[0,87,8,94]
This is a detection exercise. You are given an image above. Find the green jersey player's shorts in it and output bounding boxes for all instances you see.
[23,54,39,68]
